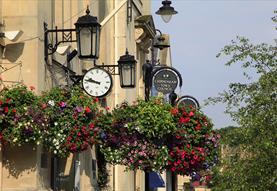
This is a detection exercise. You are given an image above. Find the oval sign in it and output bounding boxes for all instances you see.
[153,68,178,94]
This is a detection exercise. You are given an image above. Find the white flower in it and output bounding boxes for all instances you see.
[13,138,18,142]
[54,122,58,126]
[37,141,40,145]
[48,100,55,106]
[54,150,57,154]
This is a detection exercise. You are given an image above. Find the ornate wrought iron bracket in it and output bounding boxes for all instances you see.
[96,63,119,75]
[44,22,76,62]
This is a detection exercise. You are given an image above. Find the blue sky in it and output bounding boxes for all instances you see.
[151,0,276,128]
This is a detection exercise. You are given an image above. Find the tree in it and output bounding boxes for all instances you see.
[208,11,277,191]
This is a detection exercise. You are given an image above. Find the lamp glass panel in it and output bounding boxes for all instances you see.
[161,15,172,23]
[122,64,132,86]
[80,27,91,56]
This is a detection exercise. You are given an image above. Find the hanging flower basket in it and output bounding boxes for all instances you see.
[167,105,220,176]
[39,86,100,157]
[0,85,45,146]
[96,98,174,171]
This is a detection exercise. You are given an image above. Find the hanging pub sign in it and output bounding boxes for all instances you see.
[176,95,200,109]
[152,66,182,94]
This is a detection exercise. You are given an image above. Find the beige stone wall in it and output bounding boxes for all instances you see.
[0,0,152,190]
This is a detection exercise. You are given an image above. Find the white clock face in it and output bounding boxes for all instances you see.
[82,67,113,97]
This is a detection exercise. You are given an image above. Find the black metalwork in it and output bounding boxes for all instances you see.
[44,6,100,62]
[97,63,119,75]
[142,60,153,101]
[44,22,76,62]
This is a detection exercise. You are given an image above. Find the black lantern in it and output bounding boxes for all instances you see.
[75,7,101,59]
[155,0,178,23]
[118,50,137,88]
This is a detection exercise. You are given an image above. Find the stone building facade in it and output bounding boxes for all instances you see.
[0,0,174,191]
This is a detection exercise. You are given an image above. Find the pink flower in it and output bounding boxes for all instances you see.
[188,111,194,117]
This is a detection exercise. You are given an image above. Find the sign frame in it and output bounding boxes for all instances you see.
[151,66,182,94]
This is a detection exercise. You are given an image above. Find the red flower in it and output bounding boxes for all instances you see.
[171,167,176,172]
[85,106,91,113]
[195,124,201,131]
[4,107,8,113]
[179,117,190,123]
[186,144,190,149]
[170,108,179,115]
[0,100,2,105]
[89,124,95,129]
[77,132,81,136]
[105,106,110,111]
[175,135,181,139]
[29,86,35,90]
[12,109,16,113]
[93,97,99,103]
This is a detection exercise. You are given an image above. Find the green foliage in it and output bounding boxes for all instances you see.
[208,11,277,191]
[131,98,176,138]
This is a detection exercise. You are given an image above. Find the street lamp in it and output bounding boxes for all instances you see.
[155,0,178,23]
[118,49,137,88]
[75,6,101,59]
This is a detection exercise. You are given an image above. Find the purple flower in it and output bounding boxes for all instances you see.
[22,128,33,136]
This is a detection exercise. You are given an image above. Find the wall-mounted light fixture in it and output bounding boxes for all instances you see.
[44,6,137,89]
[44,6,100,61]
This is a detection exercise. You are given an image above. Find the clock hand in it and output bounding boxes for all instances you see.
[85,78,101,85]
